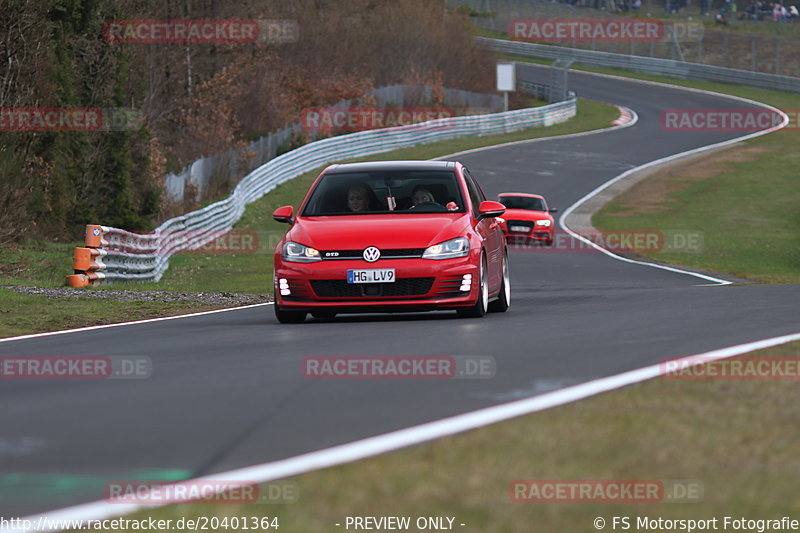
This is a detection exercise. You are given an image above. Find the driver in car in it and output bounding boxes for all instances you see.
[410,185,435,207]
[346,184,371,212]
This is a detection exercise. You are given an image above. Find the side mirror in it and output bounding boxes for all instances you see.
[273,205,294,224]
[477,200,506,220]
[549,207,558,213]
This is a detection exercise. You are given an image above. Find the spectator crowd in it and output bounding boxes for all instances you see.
[739,0,799,20]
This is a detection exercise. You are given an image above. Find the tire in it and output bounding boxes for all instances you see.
[457,254,488,318]
[488,250,510,313]
[311,311,336,320]
[274,303,306,323]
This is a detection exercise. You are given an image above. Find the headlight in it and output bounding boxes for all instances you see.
[282,241,321,262]
[422,237,470,260]
[535,219,552,227]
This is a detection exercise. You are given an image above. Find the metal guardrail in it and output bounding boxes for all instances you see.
[521,80,551,101]
[164,84,506,203]
[66,98,577,286]
[481,37,800,94]
[519,59,574,102]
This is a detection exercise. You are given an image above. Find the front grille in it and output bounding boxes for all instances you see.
[506,220,534,233]
[310,278,435,298]
[320,248,424,260]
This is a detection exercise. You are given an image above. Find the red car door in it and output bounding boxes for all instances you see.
[463,168,504,293]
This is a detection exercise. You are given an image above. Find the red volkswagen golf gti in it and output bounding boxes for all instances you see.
[271,160,510,323]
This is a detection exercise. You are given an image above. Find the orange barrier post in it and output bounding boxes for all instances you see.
[66,225,106,288]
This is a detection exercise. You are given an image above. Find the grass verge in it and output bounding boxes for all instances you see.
[0,288,225,339]
[593,136,800,283]
[101,341,800,532]
[0,98,617,337]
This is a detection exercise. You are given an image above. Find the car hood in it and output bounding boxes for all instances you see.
[288,214,469,250]
[501,208,552,221]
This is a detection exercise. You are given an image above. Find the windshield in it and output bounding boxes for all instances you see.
[301,170,466,215]
[498,195,546,212]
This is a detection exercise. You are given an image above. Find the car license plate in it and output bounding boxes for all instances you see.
[347,269,396,284]
[510,225,530,233]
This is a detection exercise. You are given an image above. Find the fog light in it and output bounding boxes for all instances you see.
[278,278,290,296]
[459,273,472,292]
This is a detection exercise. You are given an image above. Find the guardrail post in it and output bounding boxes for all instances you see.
[696,35,703,63]
[723,33,729,67]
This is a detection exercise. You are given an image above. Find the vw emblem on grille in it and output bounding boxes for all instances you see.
[363,246,381,263]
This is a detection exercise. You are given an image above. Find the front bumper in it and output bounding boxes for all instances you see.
[275,257,479,312]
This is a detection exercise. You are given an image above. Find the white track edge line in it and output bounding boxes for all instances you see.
[435,102,638,161]
[0,302,273,344]
[8,331,800,532]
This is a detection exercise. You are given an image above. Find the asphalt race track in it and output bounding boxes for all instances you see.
[2,65,799,517]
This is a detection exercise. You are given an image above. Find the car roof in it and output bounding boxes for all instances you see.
[498,192,545,199]
[324,160,458,174]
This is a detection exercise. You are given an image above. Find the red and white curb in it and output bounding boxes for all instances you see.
[611,105,635,126]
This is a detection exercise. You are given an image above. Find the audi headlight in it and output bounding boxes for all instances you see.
[283,241,321,262]
[422,237,470,260]
[535,219,552,227]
